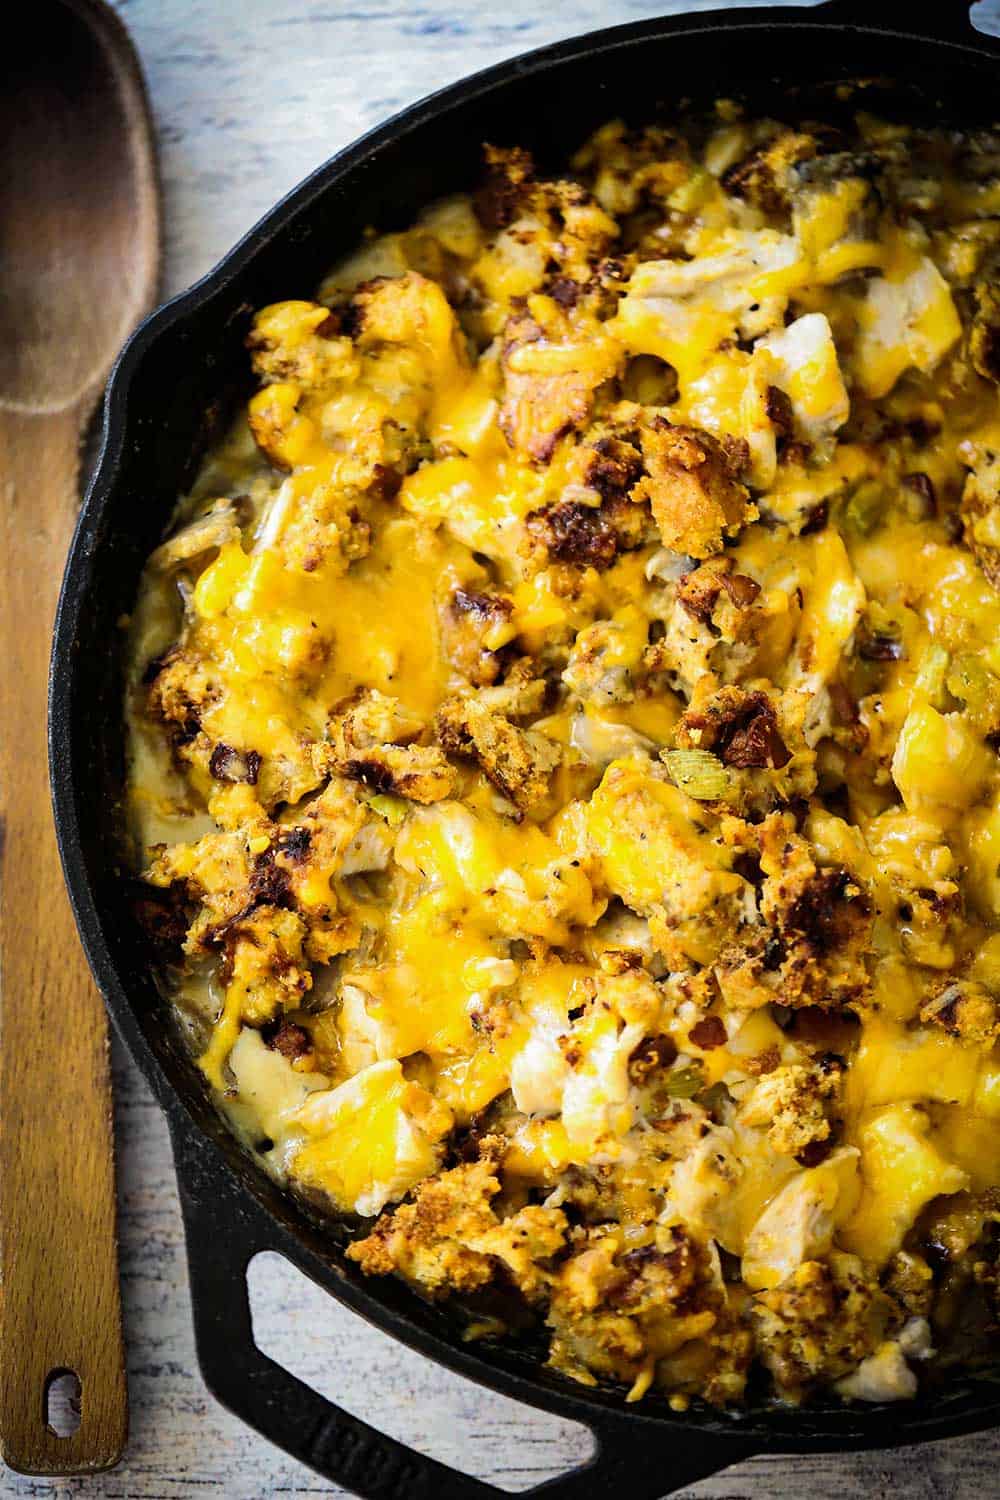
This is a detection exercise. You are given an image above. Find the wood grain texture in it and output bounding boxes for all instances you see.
[5,0,1000,1494]
[0,0,158,1475]
[0,402,129,1476]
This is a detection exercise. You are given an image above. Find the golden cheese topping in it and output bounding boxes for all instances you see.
[126,103,1000,1410]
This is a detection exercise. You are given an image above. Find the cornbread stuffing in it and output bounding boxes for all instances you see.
[127,100,1000,1408]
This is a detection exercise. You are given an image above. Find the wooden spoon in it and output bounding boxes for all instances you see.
[0,0,158,1475]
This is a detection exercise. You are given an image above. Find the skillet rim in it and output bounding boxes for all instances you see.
[49,0,1000,1471]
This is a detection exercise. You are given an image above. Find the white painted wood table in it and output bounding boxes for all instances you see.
[9,2,1000,1495]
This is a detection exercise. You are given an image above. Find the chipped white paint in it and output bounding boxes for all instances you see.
[8,1,1000,1494]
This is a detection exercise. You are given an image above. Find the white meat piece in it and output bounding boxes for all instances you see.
[757,312,850,448]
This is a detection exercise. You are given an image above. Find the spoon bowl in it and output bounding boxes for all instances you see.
[0,0,157,413]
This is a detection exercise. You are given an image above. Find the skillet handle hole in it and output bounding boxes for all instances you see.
[970,2,1000,39]
[247,1250,594,1493]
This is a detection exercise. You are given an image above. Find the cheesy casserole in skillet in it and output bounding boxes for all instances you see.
[127,103,1000,1408]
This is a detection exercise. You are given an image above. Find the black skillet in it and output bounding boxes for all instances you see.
[49,2,1000,1495]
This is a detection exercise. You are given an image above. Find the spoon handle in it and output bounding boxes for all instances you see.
[0,407,128,1474]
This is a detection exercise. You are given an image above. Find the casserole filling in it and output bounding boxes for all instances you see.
[127,104,1000,1407]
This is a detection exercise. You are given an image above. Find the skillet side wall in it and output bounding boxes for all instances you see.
[51,8,1000,1451]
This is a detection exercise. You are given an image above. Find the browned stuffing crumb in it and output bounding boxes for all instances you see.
[324,689,456,803]
[722,129,819,215]
[959,441,1000,590]
[524,493,653,571]
[348,1146,567,1304]
[739,1060,842,1157]
[499,300,623,464]
[547,1227,750,1402]
[969,276,1000,384]
[631,420,755,558]
[262,1016,312,1061]
[440,586,515,686]
[676,686,791,770]
[920,981,1000,1045]
[436,695,560,809]
[752,1254,904,1401]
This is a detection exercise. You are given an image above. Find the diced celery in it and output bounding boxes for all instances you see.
[663,1063,706,1099]
[912,643,951,710]
[947,652,993,709]
[844,480,888,535]
[367,793,407,826]
[662,748,730,801]
[668,167,713,213]
[946,653,1000,734]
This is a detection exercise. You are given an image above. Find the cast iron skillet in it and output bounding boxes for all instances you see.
[50,2,1000,1494]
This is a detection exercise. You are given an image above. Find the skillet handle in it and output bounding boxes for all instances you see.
[169,1109,756,1499]
[816,0,995,44]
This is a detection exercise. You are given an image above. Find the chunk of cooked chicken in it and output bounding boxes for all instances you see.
[499,297,623,463]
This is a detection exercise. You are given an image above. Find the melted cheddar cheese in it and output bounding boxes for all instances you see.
[127,102,1000,1410]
